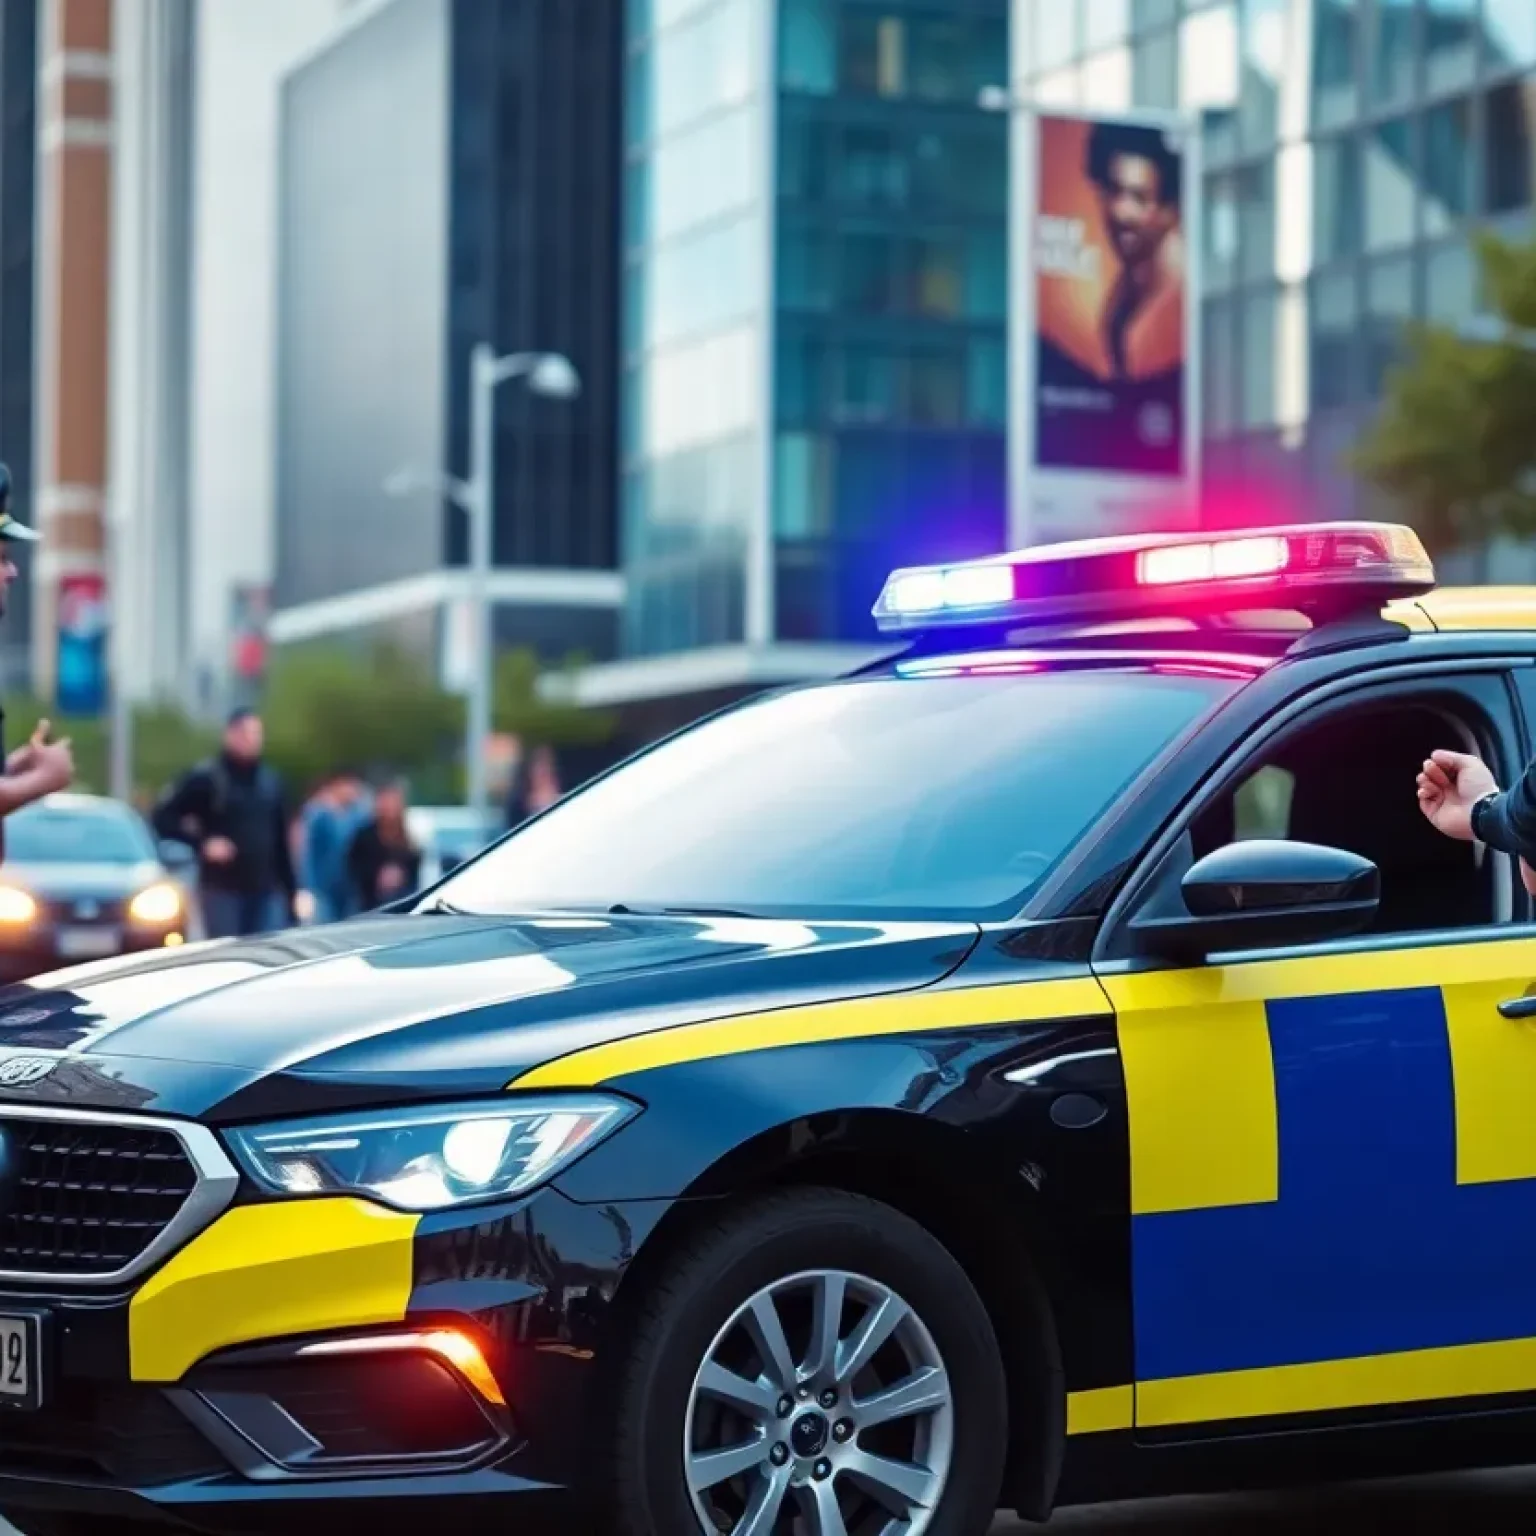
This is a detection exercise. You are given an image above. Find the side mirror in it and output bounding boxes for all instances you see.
[157,838,197,873]
[1130,839,1379,960]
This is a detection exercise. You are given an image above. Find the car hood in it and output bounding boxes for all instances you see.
[0,912,978,1119]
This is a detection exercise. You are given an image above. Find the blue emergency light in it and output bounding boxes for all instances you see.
[871,523,1436,636]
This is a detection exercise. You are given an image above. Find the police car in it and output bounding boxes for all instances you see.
[0,522,1531,1536]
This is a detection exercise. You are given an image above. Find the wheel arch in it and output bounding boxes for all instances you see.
[599,1107,1068,1520]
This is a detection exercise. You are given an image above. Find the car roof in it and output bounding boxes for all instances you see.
[1387,586,1536,633]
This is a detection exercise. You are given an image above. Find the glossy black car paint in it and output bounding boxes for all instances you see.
[0,621,1533,1530]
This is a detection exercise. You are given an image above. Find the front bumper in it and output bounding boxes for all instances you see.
[0,1185,673,1534]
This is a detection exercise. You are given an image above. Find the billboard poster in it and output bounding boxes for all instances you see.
[1009,107,1199,546]
[56,573,108,716]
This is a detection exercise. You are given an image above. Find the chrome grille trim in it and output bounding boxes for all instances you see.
[0,1105,237,1286]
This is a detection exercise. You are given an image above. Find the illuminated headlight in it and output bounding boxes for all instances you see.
[0,888,37,924]
[128,883,182,925]
[224,1097,638,1211]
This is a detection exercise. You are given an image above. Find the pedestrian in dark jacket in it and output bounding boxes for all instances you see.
[347,779,421,911]
[152,708,296,938]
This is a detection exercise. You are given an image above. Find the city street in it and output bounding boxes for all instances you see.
[993,1467,1536,1533]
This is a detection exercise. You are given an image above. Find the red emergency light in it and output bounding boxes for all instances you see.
[872,523,1435,636]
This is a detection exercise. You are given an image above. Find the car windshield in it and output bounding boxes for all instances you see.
[5,806,152,865]
[433,668,1234,922]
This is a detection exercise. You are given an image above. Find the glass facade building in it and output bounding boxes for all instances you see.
[623,0,1011,656]
[0,0,37,689]
[1013,0,1536,540]
[276,0,623,663]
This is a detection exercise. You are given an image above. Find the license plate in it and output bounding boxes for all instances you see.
[56,926,119,959]
[0,1314,42,1409]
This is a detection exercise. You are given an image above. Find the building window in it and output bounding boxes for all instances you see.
[1313,136,1362,263]
[1204,297,1238,437]
[1084,46,1133,109]
[1484,0,1536,73]
[1311,0,1358,128]
[841,9,907,97]
[1182,4,1240,160]
[1131,26,1177,108]
[906,346,965,427]
[1241,287,1278,429]
[1370,0,1415,107]
[1238,162,1276,283]
[1205,172,1241,290]
[1365,253,1415,396]
[1309,268,1358,409]
[1239,0,1286,150]
[1485,79,1536,215]
[1034,1,1080,75]
[1086,0,1131,52]
[778,222,833,311]
[1422,240,1477,325]
[910,17,971,103]
[781,0,836,94]
[774,432,833,538]
[968,338,1006,427]
[1422,0,1477,97]
[838,341,897,423]
[1364,116,1416,251]
[1421,96,1473,237]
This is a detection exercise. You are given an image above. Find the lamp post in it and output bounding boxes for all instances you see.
[387,345,579,823]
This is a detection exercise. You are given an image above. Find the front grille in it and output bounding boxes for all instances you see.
[0,1119,198,1276]
[0,1381,225,1485]
[35,895,127,926]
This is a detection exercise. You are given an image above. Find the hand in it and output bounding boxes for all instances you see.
[32,737,74,794]
[378,864,405,894]
[8,719,52,774]
[1417,749,1498,841]
[1522,858,1536,899]
[202,835,237,865]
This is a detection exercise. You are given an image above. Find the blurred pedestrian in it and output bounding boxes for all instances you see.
[504,743,562,829]
[0,465,74,855]
[152,708,296,938]
[299,768,367,923]
[347,778,421,910]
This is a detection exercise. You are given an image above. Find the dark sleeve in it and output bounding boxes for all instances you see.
[272,788,297,898]
[151,769,210,842]
[1475,759,1536,861]
[347,826,374,902]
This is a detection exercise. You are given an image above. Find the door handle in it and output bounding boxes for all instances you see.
[1498,994,1536,1020]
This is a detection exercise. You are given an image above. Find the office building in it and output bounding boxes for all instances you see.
[0,0,38,692]
[560,0,1010,735]
[270,0,624,673]
[1011,0,1535,567]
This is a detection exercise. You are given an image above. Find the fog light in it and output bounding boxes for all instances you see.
[298,1327,505,1408]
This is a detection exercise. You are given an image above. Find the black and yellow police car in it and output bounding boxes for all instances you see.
[0,522,1534,1536]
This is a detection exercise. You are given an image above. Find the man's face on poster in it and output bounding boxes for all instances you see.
[1097,152,1177,266]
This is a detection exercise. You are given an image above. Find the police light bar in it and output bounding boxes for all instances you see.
[872,523,1435,636]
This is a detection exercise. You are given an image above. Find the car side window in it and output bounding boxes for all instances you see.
[1192,693,1511,938]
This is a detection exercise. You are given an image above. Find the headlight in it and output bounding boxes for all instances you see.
[224,1097,638,1211]
[128,883,182,925]
[0,887,36,924]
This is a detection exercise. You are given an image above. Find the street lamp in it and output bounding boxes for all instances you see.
[386,344,580,823]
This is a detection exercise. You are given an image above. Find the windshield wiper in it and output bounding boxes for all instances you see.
[419,895,469,915]
[607,902,759,919]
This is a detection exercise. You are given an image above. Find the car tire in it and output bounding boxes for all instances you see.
[609,1187,1008,1536]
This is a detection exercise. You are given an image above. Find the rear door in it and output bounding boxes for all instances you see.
[1097,664,1536,1436]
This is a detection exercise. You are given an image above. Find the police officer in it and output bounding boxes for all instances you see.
[0,464,75,853]
[152,707,297,937]
[1417,748,1536,895]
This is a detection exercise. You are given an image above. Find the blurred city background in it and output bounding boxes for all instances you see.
[0,0,1531,818]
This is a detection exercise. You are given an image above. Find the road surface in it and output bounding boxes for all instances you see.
[993,1466,1536,1531]
[2,1469,1533,1533]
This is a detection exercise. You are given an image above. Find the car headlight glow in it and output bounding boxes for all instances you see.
[0,887,37,924]
[224,1097,638,1211]
[128,883,182,925]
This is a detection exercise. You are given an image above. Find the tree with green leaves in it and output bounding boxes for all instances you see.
[1352,229,1536,556]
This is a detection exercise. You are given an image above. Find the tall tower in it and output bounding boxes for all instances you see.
[32,0,114,705]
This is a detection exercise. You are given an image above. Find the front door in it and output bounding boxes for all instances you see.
[1106,934,1536,1433]
[1101,674,1536,1434]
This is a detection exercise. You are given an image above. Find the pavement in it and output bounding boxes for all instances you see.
[991,1466,1536,1531]
[2,1469,1533,1534]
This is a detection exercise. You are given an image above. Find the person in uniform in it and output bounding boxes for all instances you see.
[1417,747,1536,896]
[0,464,76,854]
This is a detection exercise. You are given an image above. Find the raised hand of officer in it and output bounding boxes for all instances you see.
[5,718,50,774]
[1417,749,1497,840]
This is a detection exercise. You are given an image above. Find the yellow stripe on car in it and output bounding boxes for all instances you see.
[129,1197,419,1382]
[1066,1385,1134,1435]
[511,974,1113,1090]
